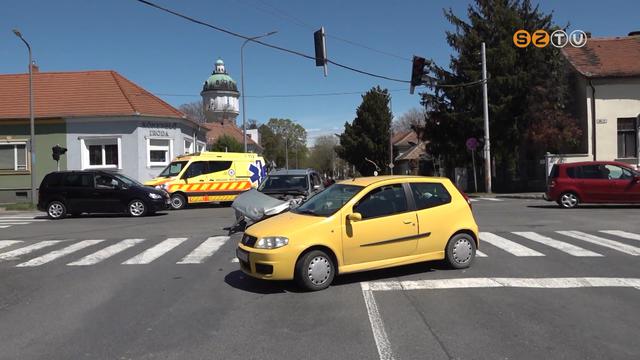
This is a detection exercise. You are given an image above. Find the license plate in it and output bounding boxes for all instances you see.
[236,248,249,263]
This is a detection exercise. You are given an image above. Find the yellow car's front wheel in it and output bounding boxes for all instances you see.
[295,250,335,291]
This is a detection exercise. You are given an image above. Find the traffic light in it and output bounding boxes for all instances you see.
[410,56,427,94]
[314,27,328,76]
[52,145,67,161]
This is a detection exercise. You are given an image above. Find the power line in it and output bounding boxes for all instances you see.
[133,0,410,83]
[153,88,408,98]
[250,0,412,62]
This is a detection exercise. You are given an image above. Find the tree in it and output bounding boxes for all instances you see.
[308,135,338,176]
[336,86,392,175]
[210,134,243,152]
[258,118,308,168]
[178,101,205,123]
[392,107,425,133]
[418,0,581,189]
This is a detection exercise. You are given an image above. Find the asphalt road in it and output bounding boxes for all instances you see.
[0,198,639,359]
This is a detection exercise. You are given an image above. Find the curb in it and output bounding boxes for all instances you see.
[469,193,544,200]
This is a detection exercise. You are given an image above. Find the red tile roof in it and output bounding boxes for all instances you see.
[0,70,185,120]
[203,122,261,149]
[562,36,640,78]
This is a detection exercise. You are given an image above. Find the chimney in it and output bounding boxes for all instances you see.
[629,31,640,37]
[30,61,39,73]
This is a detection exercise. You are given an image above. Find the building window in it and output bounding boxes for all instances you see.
[184,138,194,154]
[81,138,121,169]
[0,142,28,171]
[147,138,172,167]
[197,141,206,152]
[617,118,638,159]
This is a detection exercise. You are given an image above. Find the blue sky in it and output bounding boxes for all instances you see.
[2,0,639,144]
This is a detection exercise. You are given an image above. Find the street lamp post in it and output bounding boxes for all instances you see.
[241,31,277,152]
[13,29,36,206]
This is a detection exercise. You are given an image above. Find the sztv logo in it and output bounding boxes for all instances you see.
[513,30,587,48]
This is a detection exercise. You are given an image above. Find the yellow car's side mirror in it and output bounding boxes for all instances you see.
[347,212,362,222]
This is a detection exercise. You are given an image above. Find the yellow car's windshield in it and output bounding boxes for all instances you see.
[293,184,363,217]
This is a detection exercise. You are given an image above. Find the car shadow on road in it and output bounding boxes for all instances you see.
[224,261,455,294]
[224,270,303,294]
[528,204,640,210]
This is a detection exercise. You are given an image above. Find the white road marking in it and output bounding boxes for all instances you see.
[469,198,478,202]
[600,230,640,242]
[0,222,30,225]
[0,240,22,250]
[16,240,104,267]
[478,197,503,201]
[230,257,239,263]
[0,216,41,219]
[0,219,46,222]
[122,237,188,264]
[475,250,488,257]
[361,282,395,360]
[177,236,229,264]
[366,277,640,291]
[513,232,602,257]
[67,238,146,266]
[0,240,64,262]
[557,231,640,256]
[479,232,545,256]
[0,226,10,229]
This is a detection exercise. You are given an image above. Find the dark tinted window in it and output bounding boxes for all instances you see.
[410,183,451,209]
[354,184,408,219]
[566,167,576,178]
[549,165,559,178]
[42,173,64,188]
[63,173,94,187]
[95,174,117,189]
[576,165,603,179]
[207,161,232,173]
[184,161,207,178]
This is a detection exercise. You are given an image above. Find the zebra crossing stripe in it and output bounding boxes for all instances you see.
[513,232,602,257]
[479,197,503,201]
[0,223,30,225]
[177,236,229,264]
[67,239,146,266]
[0,240,65,262]
[122,237,188,264]
[599,230,640,242]
[557,231,640,256]
[0,240,22,251]
[476,250,488,257]
[16,240,104,267]
[480,232,545,256]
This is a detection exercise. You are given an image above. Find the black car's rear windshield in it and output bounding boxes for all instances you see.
[259,175,308,193]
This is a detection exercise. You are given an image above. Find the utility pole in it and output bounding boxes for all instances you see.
[285,137,289,170]
[389,98,394,175]
[481,42,492,193]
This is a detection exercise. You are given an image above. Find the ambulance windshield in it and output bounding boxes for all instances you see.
[159,161,188,177]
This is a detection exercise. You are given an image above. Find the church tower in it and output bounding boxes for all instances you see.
[201,59,240,124]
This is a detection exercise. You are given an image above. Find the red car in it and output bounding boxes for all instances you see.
[546,161,640,208]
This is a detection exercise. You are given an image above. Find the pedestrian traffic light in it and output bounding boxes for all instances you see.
[314,27,328,76]
[52,145,67,161]
[410,56,427,94]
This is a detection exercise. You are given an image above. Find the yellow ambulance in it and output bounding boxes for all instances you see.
[144,152,267,209]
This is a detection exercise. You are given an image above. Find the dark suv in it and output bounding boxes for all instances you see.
[546,161,640,208]
[38,171,169,219]
[258,169,325,202]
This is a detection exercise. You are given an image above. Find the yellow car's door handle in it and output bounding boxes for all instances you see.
[403,220,413,224]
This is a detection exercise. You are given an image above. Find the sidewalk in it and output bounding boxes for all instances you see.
[468,192,544,199]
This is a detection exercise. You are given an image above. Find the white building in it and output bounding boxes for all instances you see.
[560,34,640,168]
[201,59,240,124]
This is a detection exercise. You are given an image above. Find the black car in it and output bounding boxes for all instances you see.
[37,171,169,219]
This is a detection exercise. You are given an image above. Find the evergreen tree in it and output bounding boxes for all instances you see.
[210,134,243,152]
[337,86,392,175]
[420,0,581,189]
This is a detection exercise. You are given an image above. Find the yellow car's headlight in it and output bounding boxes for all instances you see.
[255,236,289,249]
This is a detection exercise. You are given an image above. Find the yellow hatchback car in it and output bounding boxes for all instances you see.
[236,176,479,291]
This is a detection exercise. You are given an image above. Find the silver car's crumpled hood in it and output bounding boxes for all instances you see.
[231,189,290,221]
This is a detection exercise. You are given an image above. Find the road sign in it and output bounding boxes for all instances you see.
[388,163,394,169]
[466,137,479,151]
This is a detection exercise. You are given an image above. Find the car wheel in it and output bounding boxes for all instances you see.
[47,201,67,220]
[170,193,186,210]
[128,199,147,217]
[558,192,579,209]
[445,233,476,269]
[295,250,335,291]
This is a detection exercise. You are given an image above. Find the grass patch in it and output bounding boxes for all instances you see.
[3,202,36,211]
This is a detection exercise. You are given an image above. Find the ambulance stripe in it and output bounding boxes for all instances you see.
[210,183,220,191]
[191,184,201,191]
[228,182,238,190]
[219,183,229,190]
[201,184,210,191]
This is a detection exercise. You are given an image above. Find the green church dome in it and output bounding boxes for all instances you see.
[203,58,238,92]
